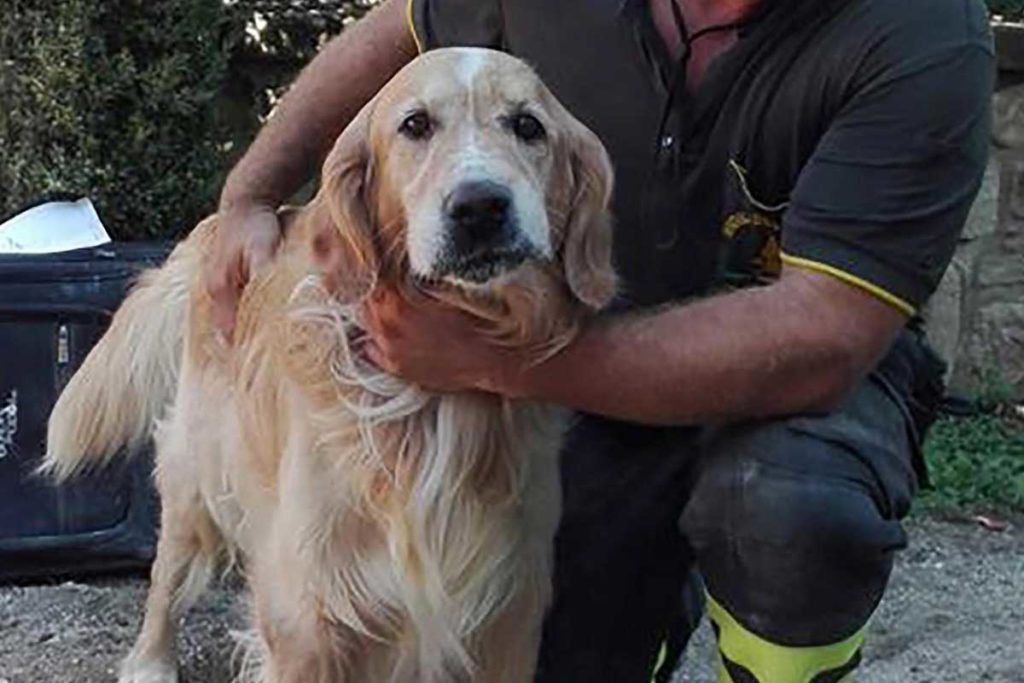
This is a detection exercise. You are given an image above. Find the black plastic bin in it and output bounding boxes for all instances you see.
[0,243,172,580]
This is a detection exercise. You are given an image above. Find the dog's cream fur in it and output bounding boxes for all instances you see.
[43,48,615,683]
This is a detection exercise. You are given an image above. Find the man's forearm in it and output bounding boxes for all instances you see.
[511,269,906,425]
[220,0,417,209]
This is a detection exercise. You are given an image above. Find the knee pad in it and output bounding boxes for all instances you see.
[680,421,909,646]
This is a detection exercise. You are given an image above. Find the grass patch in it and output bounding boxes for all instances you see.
[919,411,1024,513]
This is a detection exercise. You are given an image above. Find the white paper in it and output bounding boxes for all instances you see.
[0,198,112,254]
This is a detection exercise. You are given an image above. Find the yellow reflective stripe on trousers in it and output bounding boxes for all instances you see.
[707,593,865,683]
[651,641,669,682]
[715,657,856,683]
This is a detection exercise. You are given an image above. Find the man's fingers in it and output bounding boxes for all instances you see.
[360,295,383,335]
[246,224,281,275]
[371,285,401,309]
[246,209,284,272]
[208,264,242,341]
[247,250,272,275]
[204,204,284,341]
[362,340,392,372]
[364,286,405,330]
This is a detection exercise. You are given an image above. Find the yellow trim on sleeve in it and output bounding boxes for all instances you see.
[780,252,915,316]
[406,0,424,54]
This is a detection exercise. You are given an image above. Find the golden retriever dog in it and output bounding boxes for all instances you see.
[43,47,615,683]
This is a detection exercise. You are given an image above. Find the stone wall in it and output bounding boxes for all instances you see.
[923,82,1024,399]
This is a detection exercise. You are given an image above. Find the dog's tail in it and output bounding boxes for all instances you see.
[41,235,201,481]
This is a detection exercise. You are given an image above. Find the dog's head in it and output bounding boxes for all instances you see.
[309,47,616,336]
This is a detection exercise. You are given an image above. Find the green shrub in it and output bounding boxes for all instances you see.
[0,0,375,240]
[0,0,239,239]
[921,413,1024,512]
[219,1,376,168]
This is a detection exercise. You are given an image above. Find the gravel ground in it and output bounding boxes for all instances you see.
[0,515,1021,683]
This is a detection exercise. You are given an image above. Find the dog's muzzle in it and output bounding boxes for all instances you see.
[436,180,535,284]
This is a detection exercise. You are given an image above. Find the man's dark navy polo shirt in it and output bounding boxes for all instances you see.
[409,0,993,314]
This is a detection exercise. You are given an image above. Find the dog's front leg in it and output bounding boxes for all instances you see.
[248,597,366,683]
[119,501,221,683]
[119,411,224,683]
[246,550,367,683]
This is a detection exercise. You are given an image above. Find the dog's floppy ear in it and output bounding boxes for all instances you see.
[562,121,617,310]
[309,99,378,302]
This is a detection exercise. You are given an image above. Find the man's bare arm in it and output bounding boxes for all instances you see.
[361,267,908,425]
[503,268,907,424]
[209,0,417,337]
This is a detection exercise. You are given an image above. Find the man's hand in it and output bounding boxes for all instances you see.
[205,202,283,339]
[202,0,416,339]
[361,288,522,394]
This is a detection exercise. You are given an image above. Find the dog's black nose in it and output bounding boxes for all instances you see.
[445,180,513,247]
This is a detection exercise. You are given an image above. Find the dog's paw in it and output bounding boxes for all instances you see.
[117,655,179,683]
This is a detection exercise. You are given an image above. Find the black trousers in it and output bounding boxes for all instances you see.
[535,330,942,682]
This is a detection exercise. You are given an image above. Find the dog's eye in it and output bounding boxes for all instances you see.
[399,111,433,140]
[509,113,546,143]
